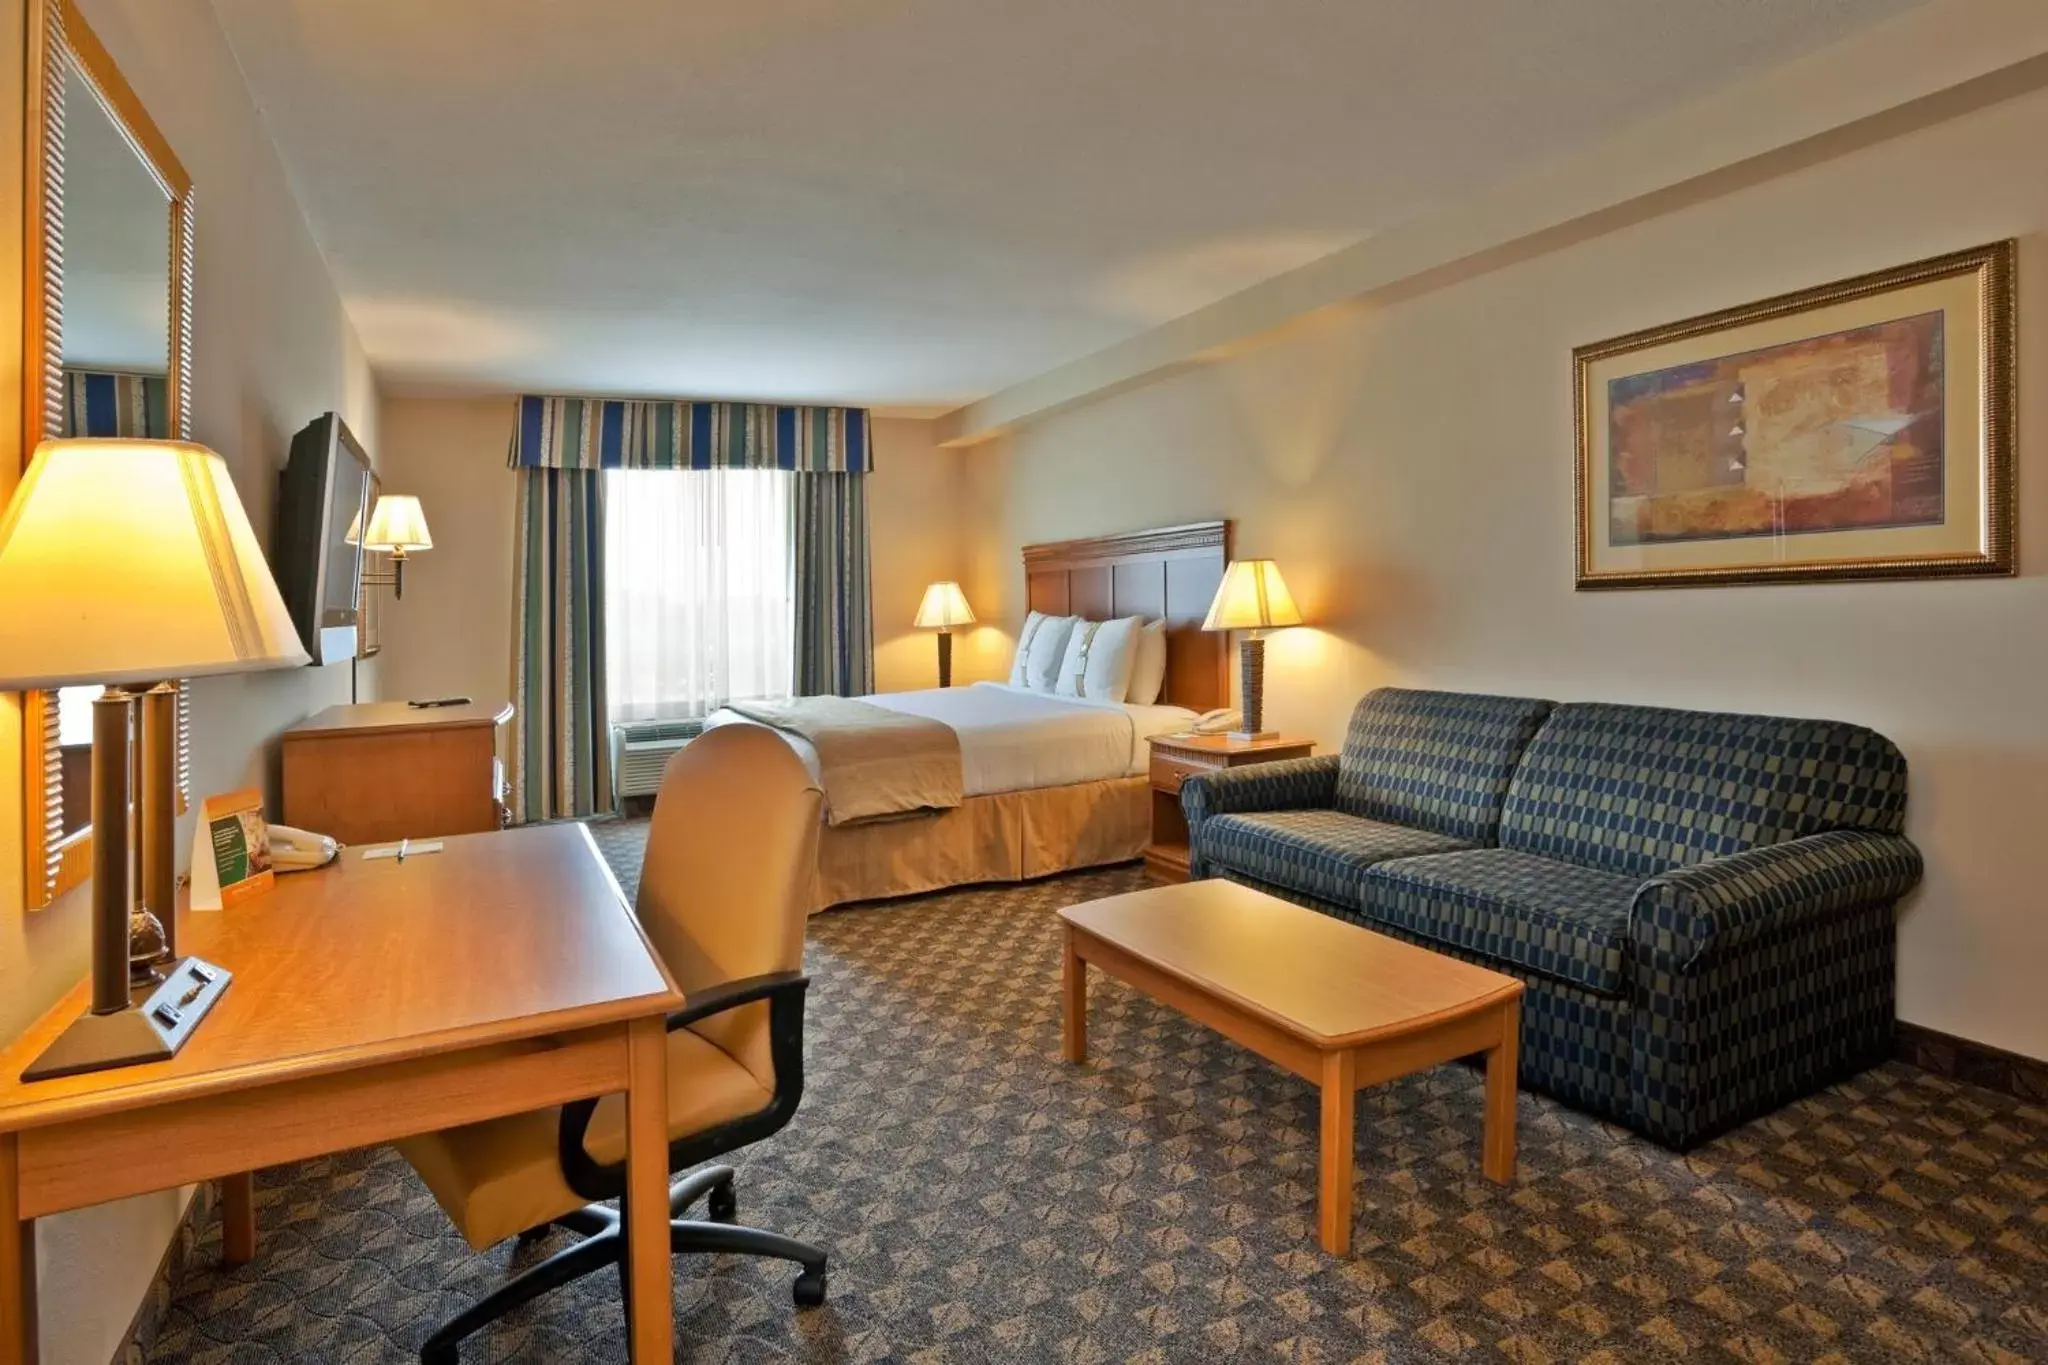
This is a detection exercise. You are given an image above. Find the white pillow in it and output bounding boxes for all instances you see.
[1009,611,1050,687]
[1126,619,1168,705]
[1054,616,1145,702]
[1023,614,1077,691]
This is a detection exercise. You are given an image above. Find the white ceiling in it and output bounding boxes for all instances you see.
[210,0,1926,413]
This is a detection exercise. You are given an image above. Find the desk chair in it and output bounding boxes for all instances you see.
[396,724,828,1362]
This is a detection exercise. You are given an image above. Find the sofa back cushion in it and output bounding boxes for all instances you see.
[1334,688,1553,843]
[1499,702,1909,880]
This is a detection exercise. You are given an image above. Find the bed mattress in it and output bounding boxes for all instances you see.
[709,682,1195,797]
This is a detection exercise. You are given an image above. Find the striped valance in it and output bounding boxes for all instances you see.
[62,368,170,440]
[509,395,871,473]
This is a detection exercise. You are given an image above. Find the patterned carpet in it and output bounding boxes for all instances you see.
[142,819,2048,1364]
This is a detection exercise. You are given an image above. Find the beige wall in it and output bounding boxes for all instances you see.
[867,419,964,693]
[0,2,380,1360]
[374,396,520,707]
[969,82,2048,1063]
[377,399,961,706]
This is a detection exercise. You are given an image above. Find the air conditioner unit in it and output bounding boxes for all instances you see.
[611,719,705,799]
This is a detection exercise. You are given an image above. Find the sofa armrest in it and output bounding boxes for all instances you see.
[1180,753,1338,829]
[1632,829,1923,973]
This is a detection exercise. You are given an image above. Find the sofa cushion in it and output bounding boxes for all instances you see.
[1360,848,1639,997]
[1333,688,1553,843]
[1201,810,1475,909]
[1499,702,1909,881]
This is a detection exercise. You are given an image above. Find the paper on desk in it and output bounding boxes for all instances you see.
[362,840,445,861]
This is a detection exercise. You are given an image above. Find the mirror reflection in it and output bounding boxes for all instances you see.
[52,56,174,841]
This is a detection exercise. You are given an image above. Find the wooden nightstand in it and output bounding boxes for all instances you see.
[1145,732,1315,882]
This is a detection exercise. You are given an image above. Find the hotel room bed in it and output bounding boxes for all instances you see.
[712,682,1196,797]
[717,520,1233,911]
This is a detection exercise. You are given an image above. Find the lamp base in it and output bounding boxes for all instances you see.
[21,957,232,1083]
[1225,730,1279,744]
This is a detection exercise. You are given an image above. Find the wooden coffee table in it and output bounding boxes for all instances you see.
[1059,878,1523,1255]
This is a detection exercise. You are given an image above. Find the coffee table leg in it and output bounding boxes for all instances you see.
[1062,925,1087,1063]
[1317,1049,1356,1256]
[1482,1001,1520,1184]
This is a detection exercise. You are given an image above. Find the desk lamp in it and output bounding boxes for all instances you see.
[913,581,975,687]
[1201,558,1303,741]
[0,439,309,1080]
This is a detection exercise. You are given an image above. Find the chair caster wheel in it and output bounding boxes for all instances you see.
[793,1268,827,1307]
[708,1181,737,1224]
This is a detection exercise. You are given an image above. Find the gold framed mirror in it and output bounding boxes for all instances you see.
[20,0,196,907]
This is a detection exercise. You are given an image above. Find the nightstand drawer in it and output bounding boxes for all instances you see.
[1150,752,1211,794]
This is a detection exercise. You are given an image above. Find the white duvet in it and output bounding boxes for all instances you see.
[709,682,1195,797]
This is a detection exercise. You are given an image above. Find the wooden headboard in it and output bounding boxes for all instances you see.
[1021,520,1232,712]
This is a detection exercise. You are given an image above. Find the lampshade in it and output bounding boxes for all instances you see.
[1201,558,1304,632]
[360,494,433,553]
[914,580,977,629]
[0,439,310,690]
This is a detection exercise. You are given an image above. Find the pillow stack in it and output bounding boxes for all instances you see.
[1127,619,1168,705]
[1011,611,1076,691]
[1054,616,1146,700]
[1010,612,1166,704]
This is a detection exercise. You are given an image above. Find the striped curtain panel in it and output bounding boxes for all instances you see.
[509,394,870,472]
[791,473,874,697]
[61,368,171,438]
[510,469,615,821]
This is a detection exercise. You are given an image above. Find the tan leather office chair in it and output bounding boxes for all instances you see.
[397,724,828,1363]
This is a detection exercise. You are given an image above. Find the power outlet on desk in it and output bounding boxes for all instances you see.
[20,957,233,1082]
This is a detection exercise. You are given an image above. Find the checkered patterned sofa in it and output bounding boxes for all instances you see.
[1182,688,1922,1149]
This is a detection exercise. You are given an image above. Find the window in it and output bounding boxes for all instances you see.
[604,469,793,723]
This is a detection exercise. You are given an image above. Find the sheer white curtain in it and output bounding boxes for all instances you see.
[604,469,794,723]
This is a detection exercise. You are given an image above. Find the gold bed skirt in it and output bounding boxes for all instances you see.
[811,775,1149,912]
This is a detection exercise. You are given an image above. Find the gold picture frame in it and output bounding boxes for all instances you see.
[1573,241,2015,590]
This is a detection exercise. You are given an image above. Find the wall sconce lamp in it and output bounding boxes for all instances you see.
[356,494,433,599]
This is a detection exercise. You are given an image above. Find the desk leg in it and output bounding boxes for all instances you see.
[1482,1002,1520,1185]
[0,1134,38,1365]
[1061,927,1087,1064]
[1317,1050,1356,1257]
[221,1173,257,1265]
[623,1017,673,1364]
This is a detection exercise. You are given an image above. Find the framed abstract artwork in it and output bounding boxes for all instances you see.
[1574,241,2015,589]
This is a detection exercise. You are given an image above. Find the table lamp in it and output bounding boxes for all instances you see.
[0,438,310,1080]
[355,494,433,599]
[913,581,976,687]
[1201,558,1303,741]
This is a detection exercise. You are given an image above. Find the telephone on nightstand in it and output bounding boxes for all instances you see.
[270,824,340,872]
[1189,708,1243,736]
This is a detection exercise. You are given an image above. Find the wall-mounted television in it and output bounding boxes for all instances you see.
[272,412,372,666]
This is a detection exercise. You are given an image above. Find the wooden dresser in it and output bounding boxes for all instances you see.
[281,701,512,845]
[1144,732,1315,882]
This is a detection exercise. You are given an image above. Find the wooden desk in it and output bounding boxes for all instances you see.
[282,701,512,844]
[1060,879,1521,1255]
[0,824,685,1364]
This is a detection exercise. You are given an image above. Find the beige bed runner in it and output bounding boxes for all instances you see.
[725,696,964,826]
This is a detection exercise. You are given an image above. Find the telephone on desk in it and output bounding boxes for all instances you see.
[270,824,340,872]
[1188,708,1243,736]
